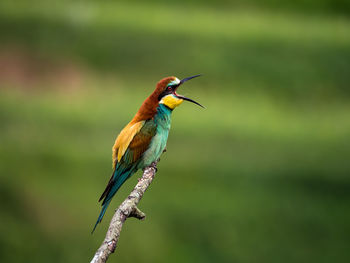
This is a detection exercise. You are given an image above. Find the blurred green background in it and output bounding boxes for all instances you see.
[1,0,350,262]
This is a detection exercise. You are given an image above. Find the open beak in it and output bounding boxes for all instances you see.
[174,74,204,108]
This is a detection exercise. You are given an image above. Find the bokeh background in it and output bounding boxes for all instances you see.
[1,0,350,262]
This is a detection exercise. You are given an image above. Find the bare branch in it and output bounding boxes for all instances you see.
[91,161,158,263]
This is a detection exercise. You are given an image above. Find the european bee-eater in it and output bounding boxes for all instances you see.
[92,75,203,232]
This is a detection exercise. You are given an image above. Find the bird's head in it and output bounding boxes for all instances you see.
[155,75,204,110]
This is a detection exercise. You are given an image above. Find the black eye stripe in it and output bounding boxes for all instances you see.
[158,85,174,101]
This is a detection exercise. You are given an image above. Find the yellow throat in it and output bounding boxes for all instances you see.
[160,94,183,110]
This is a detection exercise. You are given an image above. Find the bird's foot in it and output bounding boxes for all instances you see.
[150,162,158,172]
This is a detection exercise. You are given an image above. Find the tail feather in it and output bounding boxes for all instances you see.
[98,171,115,202]
[91,199,111,233]
[91,169,134,233]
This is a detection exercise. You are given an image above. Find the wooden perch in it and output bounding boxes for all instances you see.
[90,161,158,263]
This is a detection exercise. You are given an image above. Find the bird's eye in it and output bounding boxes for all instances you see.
[167,86,172,91]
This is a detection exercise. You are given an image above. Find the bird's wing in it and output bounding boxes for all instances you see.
[124,122,156,164]
[99,120,155,203]
[112,120,145,168]
[112,119,157,168]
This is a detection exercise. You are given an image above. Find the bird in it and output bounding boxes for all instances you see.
[92,75,203,232]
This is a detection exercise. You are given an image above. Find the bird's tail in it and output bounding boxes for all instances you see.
[91,199,111,233]
[91,169,133,233]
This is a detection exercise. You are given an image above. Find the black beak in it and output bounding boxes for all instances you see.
[176,74,204,108]
[180,74,202,85]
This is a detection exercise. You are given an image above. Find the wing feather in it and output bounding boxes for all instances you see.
[112,121,145,168]
[112,119,156,168]
[128,128,154,162]
[100,120,156,203]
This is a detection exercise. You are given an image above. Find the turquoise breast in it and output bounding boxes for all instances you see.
[139,104,172,168]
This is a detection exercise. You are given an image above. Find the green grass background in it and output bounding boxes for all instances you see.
[0,1,349,262]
